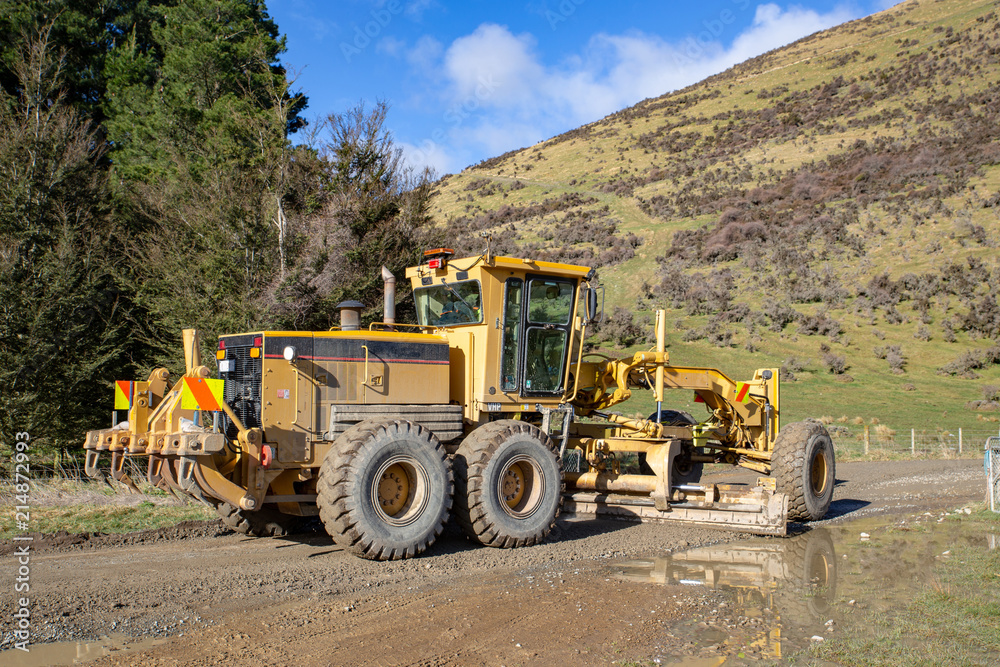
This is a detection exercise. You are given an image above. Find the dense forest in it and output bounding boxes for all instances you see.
[0,0,435,458]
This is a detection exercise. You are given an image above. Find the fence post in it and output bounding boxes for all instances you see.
[959,428,962,454]
[911,428,915,455]
[864,425,870,455]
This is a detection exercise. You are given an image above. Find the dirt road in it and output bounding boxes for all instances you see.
[1,459,986,666]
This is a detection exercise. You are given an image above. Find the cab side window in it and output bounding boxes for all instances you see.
[500,278,523,392]
[523,279,574,394]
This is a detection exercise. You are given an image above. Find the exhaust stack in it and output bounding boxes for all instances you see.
[381,266,396,324]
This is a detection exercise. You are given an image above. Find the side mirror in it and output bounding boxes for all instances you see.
[582,286,603,325]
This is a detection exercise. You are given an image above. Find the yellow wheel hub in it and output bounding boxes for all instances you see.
[377,463,410,517]
[496,455,545,519]
[501,463,526,509]
[810,451,828,496]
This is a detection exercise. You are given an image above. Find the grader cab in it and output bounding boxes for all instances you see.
[84,249,835,560]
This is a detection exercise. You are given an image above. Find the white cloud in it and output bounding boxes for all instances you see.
[399,139,454,176]
[727,4,856,63]
[376,35,406,57]
[404,0,437,20]
[406,4,860,174]
[443,24,544,107]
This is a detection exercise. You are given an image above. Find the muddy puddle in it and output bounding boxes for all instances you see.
[0,635,167,666]
[610,510,998,665]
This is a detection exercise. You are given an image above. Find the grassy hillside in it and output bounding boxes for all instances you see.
[426,0,1000,432]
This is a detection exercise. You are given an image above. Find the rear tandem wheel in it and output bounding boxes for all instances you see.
[317,420,453,560]
[453,420,563,548]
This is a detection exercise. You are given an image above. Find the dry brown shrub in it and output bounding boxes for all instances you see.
[875,423,896,443]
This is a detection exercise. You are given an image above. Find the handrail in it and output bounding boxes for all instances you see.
[368,321,435,333]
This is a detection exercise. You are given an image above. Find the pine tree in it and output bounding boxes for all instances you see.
[0,21,141,456]
[103,0,308,357]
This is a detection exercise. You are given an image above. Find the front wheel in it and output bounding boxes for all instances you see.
[317,420,452,560]
[216,502,314,537]
[642,410,703,485]
[771,420,835,521]
[454,420,563,548]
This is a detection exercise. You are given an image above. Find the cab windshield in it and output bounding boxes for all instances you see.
[414,280,483,327]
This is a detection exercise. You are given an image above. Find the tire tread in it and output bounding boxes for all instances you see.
[454,420,563,548]
[317,420,452,560]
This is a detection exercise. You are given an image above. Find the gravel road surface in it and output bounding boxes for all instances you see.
[0,458,986,666]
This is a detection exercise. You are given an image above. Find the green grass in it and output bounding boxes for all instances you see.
[0,479,216,539]
[804,511,1000,666]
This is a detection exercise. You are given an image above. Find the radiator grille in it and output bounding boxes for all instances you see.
[220,345,262,438]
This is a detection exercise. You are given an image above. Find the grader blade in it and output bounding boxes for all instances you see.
[563,485,789,536]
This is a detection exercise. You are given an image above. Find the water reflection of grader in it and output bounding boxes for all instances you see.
[83,249,835,559]
[615,528,839,659]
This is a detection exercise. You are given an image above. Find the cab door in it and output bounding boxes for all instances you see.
[499,276,576,397]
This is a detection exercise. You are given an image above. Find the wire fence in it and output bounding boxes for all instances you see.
[825,425,998,459]
[987,436,999,513]
[2,427,997,486]
[0,453,149,485]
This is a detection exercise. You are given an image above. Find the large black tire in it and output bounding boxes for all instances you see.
[216,502,313,537]
[642,410,703,485]
[454,420,563,548]
[772,420,836,521]
[317,420,452,560]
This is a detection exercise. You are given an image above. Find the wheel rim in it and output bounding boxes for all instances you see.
[809,447,829,497]
[372,456,429,526]
[497,455,545,519]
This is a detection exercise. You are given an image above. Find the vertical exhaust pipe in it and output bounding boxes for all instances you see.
[381,266,396,324]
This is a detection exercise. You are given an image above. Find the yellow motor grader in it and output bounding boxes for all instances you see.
[83,248,835,560]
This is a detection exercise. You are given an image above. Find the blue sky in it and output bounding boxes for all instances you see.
[268,0,899,175]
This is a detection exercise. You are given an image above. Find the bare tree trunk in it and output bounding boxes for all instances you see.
[275,196,287,278]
